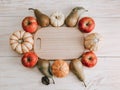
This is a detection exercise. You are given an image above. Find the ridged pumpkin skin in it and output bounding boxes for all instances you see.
[84,33,102,51]
[52,60,69,78]
[10,30,34,54]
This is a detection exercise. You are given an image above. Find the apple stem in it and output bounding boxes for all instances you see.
[83,81,87,87]
[27,57,31,62]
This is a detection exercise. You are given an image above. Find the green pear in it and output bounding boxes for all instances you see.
[70,59,86,87]
[65,7,87,27]
[37,59,55,84]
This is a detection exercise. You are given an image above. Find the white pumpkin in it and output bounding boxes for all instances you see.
[10,30,34,54]
[50,11,65,27]
[84,33,102,51]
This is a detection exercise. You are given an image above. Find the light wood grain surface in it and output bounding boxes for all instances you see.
[34,27,84,59]
[0,0,120,90]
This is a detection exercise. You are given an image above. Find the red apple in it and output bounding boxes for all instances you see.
[81,51,97,68]
[78,17,95,33]
[22,16,38,33]
[21,52,38,68]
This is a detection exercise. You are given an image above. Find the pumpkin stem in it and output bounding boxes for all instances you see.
[18,39,24,44]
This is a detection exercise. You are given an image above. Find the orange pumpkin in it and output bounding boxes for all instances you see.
[52,60,69,78]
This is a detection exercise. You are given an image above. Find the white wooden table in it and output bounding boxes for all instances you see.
[0,0,120,90]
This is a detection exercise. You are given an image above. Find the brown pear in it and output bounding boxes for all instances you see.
[37,59,55,84]
[29,8,50,27]
[65,7,87,27]
[70,59,86,87]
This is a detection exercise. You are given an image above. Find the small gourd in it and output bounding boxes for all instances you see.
[84,33,102,51]
[52,60,69,78]
[50,11,65,27]
[10,30,34,54]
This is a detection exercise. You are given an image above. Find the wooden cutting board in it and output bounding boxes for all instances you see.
[34,27,84,60]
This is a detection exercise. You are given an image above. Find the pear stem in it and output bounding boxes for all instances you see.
[51,77,55,84]
[28,8,35,11]
[83,81,87,87]
[85,10,88,12]
[78,55,82,59]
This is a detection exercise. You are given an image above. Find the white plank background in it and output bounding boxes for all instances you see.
[0,0,120,90]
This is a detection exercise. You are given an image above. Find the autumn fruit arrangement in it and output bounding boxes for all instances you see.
[9,7,102,86]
